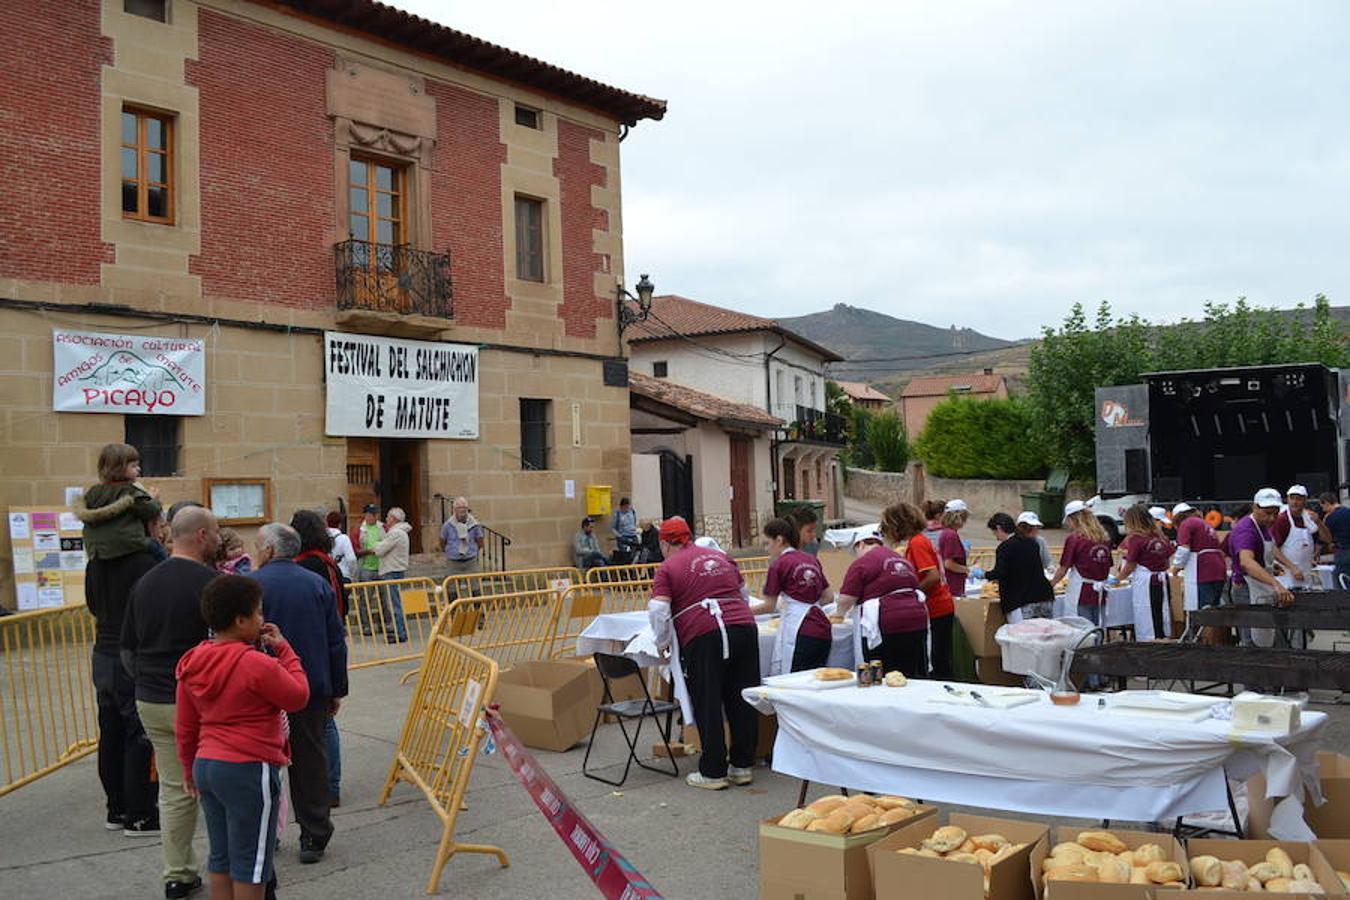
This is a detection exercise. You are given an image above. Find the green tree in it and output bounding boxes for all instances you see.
[849,406,876,469]
[1027,295,1350,479]
[867,410,909,473]
[914,394,1047,479]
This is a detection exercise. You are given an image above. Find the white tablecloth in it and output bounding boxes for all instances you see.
[575,611,855,678]
[743,679,1326,833]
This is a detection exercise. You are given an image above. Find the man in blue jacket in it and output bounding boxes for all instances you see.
[251,522,348,864]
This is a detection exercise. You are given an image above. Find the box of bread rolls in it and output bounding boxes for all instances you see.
[760,794,936,900]
[1250,752,1350,840]
[1177,838,1340,895]
[1311,839,1350,893]
[866,812,1049,900]
[1042,827,1187,899]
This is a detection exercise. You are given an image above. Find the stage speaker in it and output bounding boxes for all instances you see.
[1152,476,1183,501]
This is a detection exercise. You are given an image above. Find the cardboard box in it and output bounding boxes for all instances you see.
[956,596,1007,657]
[976,654,1027,687]
[566,654,649,724]
[761,803,937,900]
[1249,752,1350,839]
[1311,839,1350,890]
[494,660,597,752]
[1178,838,1339,896]
[1043,827,1186,900]
[868,811,1048,900]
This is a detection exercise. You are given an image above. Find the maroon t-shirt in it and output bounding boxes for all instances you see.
[937,528,967,598]
[1123,533,1173,575]
[1177,517,1226,583]
[763,549,832,641]
[1059,533,1113,606]
[651,545,754,646]
[840,545,926,634]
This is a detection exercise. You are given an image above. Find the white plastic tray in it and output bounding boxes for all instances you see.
[762,669,857,691]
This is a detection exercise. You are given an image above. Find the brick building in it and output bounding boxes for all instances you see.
[0,0,665,605]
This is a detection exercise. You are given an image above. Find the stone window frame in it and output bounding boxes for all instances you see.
[332,117,433,253]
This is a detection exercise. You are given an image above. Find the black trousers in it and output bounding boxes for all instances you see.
[789,634,832,672]
[1149,579,1168,638]
[91,650,157,821]
[285,706,334,848]
[680,625,760,779]
[864,628,927,679]
[928,613,954,680]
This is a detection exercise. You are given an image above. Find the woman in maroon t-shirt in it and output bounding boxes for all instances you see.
[836,504,928,677]
[1117,504,1174,640]
[1050,503,1114,624]
[762,518,834,675]
[648,517,759,790]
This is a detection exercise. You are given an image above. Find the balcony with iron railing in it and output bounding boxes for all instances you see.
[334,239,453,324]
[773,403,848,446]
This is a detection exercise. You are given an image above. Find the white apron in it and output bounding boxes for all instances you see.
[770,594,811,676]
[1177,546,1224,611]
[654,597,736,724]
[1063,569,1106,619]
[1129,566,1170,641]
[1246,536,1279,649]
[1277,512,1318,589]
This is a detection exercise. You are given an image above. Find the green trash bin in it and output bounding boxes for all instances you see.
[1018,469,1070,528]
[775,499,826,522]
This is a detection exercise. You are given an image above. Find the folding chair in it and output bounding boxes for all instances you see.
[582,652,680,786]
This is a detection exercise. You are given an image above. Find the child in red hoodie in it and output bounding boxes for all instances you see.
[176,575,309,900]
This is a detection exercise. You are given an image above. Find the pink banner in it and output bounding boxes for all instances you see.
[485,709,664,900]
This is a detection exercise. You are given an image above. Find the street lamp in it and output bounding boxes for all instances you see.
[616,273,655,334]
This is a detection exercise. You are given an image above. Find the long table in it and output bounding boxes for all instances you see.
[1070,642,1350,692]
[743,678,1326,836]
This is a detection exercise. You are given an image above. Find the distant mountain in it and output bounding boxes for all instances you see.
[779,303,1023,383]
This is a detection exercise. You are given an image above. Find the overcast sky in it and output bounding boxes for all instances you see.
[396,1,1349,339]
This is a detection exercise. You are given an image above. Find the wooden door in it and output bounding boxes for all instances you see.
[658,450,694,523]
[345,437,379,537]
[730,436,752,548]
[781,456,796,500]
[384,439,424,554]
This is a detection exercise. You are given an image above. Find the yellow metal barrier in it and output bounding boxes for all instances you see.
[345,576,444,671]
[738,555,770,596]
[439,589,563,669]
[378,626,507,893]
[441,566,581,602]
[0,606,99,798]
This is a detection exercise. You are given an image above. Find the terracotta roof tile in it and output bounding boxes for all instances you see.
[835,380,892,403]
[900,372,1007,398]
[628,295,845,362]
[630,371,782,429]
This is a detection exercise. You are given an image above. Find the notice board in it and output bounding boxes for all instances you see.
[7,507,87,611]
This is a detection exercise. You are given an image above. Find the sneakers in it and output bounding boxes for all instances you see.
[123,817,161,837]
[298,836,326,864]
[105,811,125,831]
[727,766,754,786]
[685,772,728,790]
[164,875,202,899]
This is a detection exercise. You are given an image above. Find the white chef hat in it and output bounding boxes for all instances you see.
[1171,502,1194,517]
[1253,488,1282,508]
[693,536,723,551]
[1148,506,1168,522]
[853,527,884,547]
[944,499,968,513]
[1287,484,1309,497]
[1063,500,1087,518]
[1016,511,1043,527]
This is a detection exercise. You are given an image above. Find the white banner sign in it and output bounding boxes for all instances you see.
[324,331,479,439]
[53,330,206,416]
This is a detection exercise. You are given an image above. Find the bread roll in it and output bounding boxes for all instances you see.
[1264,877,1291,892]
[971,833,1009,852]
[815,667,853,681]
[1130,867,1150,885]
[922,825,967,854]
[1292,863,1314,882]
[1220,859,1249,890]
[917,848,941,858]
[1045,864,1099,883]
[878,807,914,827]
[1248,861,1281,883]
[1133,843,1166,865]
[1097,858,1132,883]
[1051,841,1088,859]
[842,799,879,820]
[807,809,854,834]
[1117,850,1136,868]
[806,795,848,815]
[948,852,982,866]
[872,795,915,811]
[1266,848,1295,879]
[882,670,907,687]
[1246,877,1265,891]
[990,844,1020,866]
[776,808,817,829]
[1145,861,1186,884]
[1190,855,1222,887]
[957,839,976,854]
[1285,879,1325,893]
[1078,831,1128,854]
[849,814,882,834]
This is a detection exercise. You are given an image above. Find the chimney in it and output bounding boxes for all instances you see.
[983,367,994,376]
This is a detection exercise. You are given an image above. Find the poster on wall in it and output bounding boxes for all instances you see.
[52,329,206,416]
[324,331,479,439]
[7,507,88,610]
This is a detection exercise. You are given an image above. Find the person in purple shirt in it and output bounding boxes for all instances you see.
[1230,488,1294,647]
[938,500,971,598]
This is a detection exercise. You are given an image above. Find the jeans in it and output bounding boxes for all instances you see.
[91,651,156,823]
[324,716,341,799]
[379,570,408,641]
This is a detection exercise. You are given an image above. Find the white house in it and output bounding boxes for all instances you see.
[627,295,848,528]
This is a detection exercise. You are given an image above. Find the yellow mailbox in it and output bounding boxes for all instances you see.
[586,484,612,518]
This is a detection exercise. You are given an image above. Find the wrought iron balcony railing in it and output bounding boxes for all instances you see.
[335,239,453,318]
[788,404,848,445]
